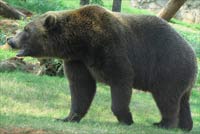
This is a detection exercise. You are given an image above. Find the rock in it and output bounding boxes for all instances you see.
[0,57,64,76]
[0,57,34,72]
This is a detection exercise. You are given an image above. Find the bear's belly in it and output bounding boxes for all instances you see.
[87,67,108,84]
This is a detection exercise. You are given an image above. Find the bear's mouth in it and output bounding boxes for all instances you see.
[16,49,30,57]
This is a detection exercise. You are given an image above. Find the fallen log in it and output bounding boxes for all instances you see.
[0,0,26,19]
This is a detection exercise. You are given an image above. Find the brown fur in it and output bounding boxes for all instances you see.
[7,5,197,131]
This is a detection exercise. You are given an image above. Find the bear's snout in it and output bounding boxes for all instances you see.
[7,37,17,49]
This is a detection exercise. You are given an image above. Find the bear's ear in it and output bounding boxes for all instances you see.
[44,14,57,30]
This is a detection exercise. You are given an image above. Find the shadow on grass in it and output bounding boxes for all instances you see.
[1,113,197,134]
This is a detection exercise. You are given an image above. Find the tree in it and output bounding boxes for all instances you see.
[158,0,187,21]
[0,0,26,19]
[112,0,122,12]
[80,0,90,6]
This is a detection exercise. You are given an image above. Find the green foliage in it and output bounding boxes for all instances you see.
[0,30,7,45]
[0,17,7,45]
[91,0,104,6]
[4,0,80,14]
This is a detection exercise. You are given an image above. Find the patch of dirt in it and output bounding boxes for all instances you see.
[0,128,49,134]
[0,18,21,46]
[0,43,12,50]
[0,19,19,34]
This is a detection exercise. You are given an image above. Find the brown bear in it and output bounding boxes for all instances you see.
[7,5,197,131]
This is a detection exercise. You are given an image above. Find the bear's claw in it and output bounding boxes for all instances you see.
[56,113,81,122]
[153,120,177,129]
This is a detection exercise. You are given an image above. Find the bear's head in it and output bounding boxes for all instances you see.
[7,6,115,59]
[7,13,62,58]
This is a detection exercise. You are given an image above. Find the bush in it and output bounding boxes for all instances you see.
[4,0,79,14]
[91,0,104,6]
[0,31,6,45]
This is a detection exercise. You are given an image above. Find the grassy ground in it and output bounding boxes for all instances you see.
[0,71,200,134]
[0,0,200,133]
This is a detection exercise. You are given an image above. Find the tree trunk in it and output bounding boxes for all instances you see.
[0,0,26,19]
[112,0,122,12]
[158,0,187,21]
[80,0,90,6]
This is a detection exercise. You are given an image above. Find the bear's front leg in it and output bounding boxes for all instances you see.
[111,83,133,125]
[58,60,96,122]
[103,56,134,125]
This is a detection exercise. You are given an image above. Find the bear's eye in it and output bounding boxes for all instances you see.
[23,27,30,39]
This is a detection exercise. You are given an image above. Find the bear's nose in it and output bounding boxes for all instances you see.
[7,37,16,49]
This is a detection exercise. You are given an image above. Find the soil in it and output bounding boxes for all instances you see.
[0,128,48,134]
[0,127,65,134]
[0,19,19,34]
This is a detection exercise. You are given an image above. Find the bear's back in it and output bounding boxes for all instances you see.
[115,14,197,91]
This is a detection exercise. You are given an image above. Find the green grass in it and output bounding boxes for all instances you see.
[172,25,200,58]
[0,50,16,60]
[0,49,38,65]
[171,19,200,31]
[0,71,200,134]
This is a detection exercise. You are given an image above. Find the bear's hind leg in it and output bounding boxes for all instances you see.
[57,60,96,122]
[152,89,181,129]
[178,91,193,131]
